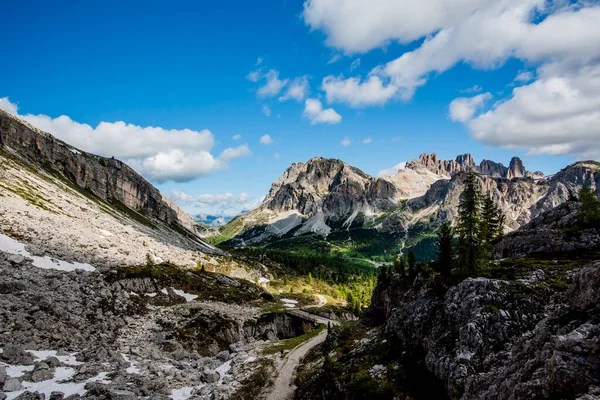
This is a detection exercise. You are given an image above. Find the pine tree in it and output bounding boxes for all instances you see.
[579,185,600,227]
[435,222,454,276]
[407,250,417,278]
[480,197,503,257]
[456,169,483,277]
[393,257,404,276]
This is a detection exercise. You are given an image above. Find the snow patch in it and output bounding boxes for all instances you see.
[0,233,95,272]
[27,350,83,366]
[172,288,198,302]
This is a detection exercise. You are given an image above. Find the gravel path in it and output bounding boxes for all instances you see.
[266,328,328,400]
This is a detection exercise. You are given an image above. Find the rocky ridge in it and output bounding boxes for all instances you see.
[215,155,598,263]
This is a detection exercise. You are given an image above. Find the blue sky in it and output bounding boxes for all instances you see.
[2,0,598,216]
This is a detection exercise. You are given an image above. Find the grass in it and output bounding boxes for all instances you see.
[262,324,326,355]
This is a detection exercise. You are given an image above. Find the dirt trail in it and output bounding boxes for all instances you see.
[266,328,328,400]
[266,307,339,400]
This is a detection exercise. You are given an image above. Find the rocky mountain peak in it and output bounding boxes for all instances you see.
[509,156,526,178]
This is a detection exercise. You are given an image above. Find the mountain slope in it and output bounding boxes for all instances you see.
[0,108,227,270]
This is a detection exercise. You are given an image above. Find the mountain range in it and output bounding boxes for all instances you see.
[211,152,600,262]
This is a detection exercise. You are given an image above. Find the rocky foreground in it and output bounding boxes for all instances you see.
[0,249,323,400]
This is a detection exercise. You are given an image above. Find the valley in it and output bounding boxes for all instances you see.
[1,108,599,399]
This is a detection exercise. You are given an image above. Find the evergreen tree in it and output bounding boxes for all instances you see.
[579,185,600,227]
[435,222,454,276]
[456,169,483,277]
[393,257,404,276]
[480,197,504,257]
[407,250,417,278]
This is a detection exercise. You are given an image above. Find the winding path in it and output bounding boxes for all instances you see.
[266,310,339,400]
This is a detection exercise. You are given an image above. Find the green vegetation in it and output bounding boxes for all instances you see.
[579,185,600,228]
[435,221,453,277]
[262,324,326,354]
[230,247,377,313]
[456,169,484,277]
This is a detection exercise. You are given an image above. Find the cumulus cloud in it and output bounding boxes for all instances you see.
[305,0,600,106]
[322,75,397,107]
[0,97,250,183]
[303,98,342,125]
[169,190,263,216]
[219,144,252,162]
[279,76,309,102]
[378,162,407,177]
[232,134,242,140]
[257,69,289,97]
[246,69,262,83]
[453,63,600,159]
[0,97,18,114]
[260,134,273,145]
[449,92,492,123]
[341,137,352,147]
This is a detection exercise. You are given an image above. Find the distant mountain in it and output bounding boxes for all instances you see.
[194,214,234,227]
[209,154,599,262]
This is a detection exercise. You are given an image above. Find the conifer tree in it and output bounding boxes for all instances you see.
[435,221,454,276]
[407,250,417,278]
[393,257,404,276]
[480,196,504,257]
[579,185,600,227]
[456,169,483,277]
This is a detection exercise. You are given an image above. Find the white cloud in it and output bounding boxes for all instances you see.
[219,144,252,162]
[303,98,342,125]
[257,69,289,97]
[279,76,309,102]
[0,97,249,183]
[262,105,271,117]
[322,75,397,107]
[449,92,492,123]
[459,85,483,94]
[260,134,273,145]
[327,54,342,65]
[305,1,600,104]
[378,162,407,177]
[232,134,242,141]
[454,62,600,159]
[169,190,263,216]
[256,57,263,66]
[362,137,373,144]
[350,58,361,71]
[0,97,18,114]
[246,69,262,83]
[341,137,352,147]
[514,71,534,83]
[273,153,280,159]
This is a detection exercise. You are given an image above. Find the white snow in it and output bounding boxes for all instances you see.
[244,356,257,364]
[258,277,270,285]
[0,233,95,272]
[160,288,169,295]
[281,298,298,308]
[68,148,81,155]
[98,229,113,237]
[3,369,111,400]
[171,386,195,400]
[145,292,158,297]
[1,363,34,377]
[215,360,232,382]
[121,353,141,374]
[27,350,83,366]
[172,288,198,302]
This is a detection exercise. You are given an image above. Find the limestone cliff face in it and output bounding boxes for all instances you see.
[0,109,199,241]
[263,157,400,219]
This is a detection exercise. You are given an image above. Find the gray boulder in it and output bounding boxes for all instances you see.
[31,362,54,383]
[3,377,24,392]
